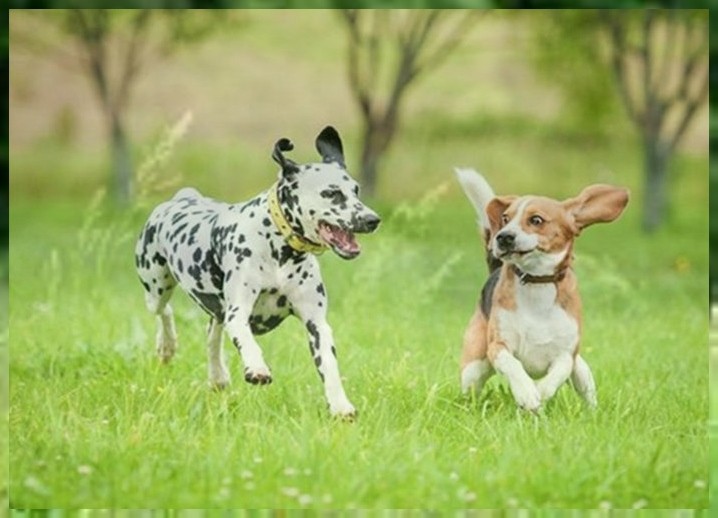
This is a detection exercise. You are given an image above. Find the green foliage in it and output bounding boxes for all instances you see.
[524,11,622,136]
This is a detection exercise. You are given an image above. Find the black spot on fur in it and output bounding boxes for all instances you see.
[170,222,188,240]
[142,225,157,247]
[151,252,167,266]
[191,290,225,322]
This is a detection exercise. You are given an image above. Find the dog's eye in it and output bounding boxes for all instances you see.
[501,213,509,225]
[529,215,545,226]
[321,189,347,204]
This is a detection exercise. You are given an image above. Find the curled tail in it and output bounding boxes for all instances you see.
[454,167,502,272]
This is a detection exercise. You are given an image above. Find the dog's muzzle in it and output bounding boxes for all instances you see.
[318,212,380,260]
[496,231,516,252]
[354,213,381,234]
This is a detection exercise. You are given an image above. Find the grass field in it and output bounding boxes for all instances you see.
[9,144,708,508]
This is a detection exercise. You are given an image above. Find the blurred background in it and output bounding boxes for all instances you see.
[8,7,709,221]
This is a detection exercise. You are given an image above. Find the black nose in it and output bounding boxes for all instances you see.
[496,232,515,250]
[361,214,381,233]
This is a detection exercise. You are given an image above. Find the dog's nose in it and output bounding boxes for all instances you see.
[496,232,515,251]
[362,214,381,232]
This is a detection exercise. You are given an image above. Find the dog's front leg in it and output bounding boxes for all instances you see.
[570,354,597,408]
[305,317,356,418]
[535,352,573,403]
[489,343,541,412]
[224,313,273,384]
[223,286,272,385]
[293,292,355,418]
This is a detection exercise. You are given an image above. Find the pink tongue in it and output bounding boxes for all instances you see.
[321,225,358,252]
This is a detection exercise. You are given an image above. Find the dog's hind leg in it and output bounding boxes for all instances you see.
[571,354,597,408]
[138,258,179,364]
[207,318,230,390]
[144,287,178,364]
[460,309,493,395]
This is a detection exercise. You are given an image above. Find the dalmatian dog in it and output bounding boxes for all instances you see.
[134,126,380,417]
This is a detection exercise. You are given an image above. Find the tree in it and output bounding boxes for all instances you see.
[17,9,231,205]
[601,9,708,232]
[338,10,480,197]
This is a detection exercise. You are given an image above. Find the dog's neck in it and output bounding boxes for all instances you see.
[511,264,568,285]
[269,182,326,255]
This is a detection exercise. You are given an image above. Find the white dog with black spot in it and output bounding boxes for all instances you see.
[135,126,380,417]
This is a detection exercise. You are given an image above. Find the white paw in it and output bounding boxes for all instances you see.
[512,380,542,412]
[209,370,231,391]
[329,400,357,420]
[583,390,598,409]
[156,336,177,364]
[536,379,558,402]
[244,366,272,385]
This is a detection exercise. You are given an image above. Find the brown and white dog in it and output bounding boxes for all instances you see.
[455,168,629,411]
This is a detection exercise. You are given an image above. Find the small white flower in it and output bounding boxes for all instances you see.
[24,475,50,495]
[77,465,93,475]
[221,476,232,485]
[281,486,300,497]
[506,497,518,507]
[449,471,459,481]
[298,494,313,506]
[322,493,333,504]
[284,467,298,476]
[240,470,253,480]
[303,468,312,476]
[694,479,706,489]
[253,455,263,464]
[632,499,648,509]
[244,481,256,491]
[463,491,477,502]
[468,446,478,454]
[599,501,612,510]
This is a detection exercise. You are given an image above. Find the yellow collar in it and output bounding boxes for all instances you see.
[268,183,326,255]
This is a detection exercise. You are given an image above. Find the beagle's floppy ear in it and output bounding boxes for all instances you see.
[272,138,300,177]
[563,184,629,231]
[485,195,517,235]
[315,126,345,168]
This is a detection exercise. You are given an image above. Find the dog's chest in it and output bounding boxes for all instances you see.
[496,284,578,377]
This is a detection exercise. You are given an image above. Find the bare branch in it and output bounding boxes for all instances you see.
[415,11,480,78]
[112,10,151,114]
[70,10,112,117]
[603,11,643,127]
[340,10,373,120]
[667,58,708,152]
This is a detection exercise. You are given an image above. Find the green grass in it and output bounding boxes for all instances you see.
[8,158,708,508]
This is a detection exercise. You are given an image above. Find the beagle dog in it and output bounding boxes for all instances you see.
[455,168,629,411]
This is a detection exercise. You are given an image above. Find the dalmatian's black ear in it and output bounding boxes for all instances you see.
[272,138,300,176]
[315,126,345,168]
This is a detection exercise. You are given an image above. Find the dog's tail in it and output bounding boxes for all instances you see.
[454,167,501,272]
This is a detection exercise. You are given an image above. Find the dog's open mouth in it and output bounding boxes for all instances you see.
[318,221,360,259]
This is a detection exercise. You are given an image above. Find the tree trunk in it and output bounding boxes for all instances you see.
[360,123,384,198]
[642,136,670,232]
[109,112,133,205]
